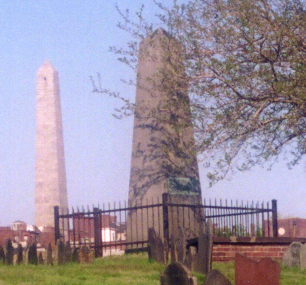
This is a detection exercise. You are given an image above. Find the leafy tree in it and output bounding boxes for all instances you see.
[93,0,306,185]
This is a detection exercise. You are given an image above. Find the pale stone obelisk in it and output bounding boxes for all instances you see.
[35,61,68,229]
[127,28,202,245]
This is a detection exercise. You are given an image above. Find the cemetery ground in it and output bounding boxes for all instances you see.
[0,254,305,285]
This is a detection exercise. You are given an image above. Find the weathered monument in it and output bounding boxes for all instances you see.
[35,61,68,229]
[128,28,203,246]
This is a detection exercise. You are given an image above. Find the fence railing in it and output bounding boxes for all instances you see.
[203,198,278,238]
[54,194,278,257]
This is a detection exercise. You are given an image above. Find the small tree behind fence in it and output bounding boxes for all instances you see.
[54,194,278,257]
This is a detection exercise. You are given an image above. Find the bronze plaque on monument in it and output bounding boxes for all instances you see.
[168,177,200,195]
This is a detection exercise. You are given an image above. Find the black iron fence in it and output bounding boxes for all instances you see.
[54,194,278,257]
[204,198,278,238]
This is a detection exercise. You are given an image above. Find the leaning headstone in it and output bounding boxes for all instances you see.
[4,239,14,265]
[46,243,53,265]
[0,246,5,263]
[196,220,213,274]
[160,262,197,285]
[16,243,23,265]
[64,241,72,263]
[283,242,302,268]
[203,269,232,285]
[55,239,65,265]
[28,242,38,265]
[235,253,280,285]
[148,227,165,264]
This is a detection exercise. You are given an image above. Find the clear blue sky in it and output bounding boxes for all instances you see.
[0,0,305,226]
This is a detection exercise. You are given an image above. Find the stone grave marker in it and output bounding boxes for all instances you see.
[79,245,92,264]
[38,252,44,264]
[55,239,65,265]
[203,269,232,285]
[28,242,38,265]
[0,246,5,263]
[196,220,213,274]
[300,243,306,270]
[24,244,29,265]
[88,249,95,263]
[235,253,280,285]
[16,243,23,265]
[160,262,197,285]
[4,238,14,265]
[148,227,165,264]
[170,233,177,262]
[46,243,53,265]
[283,241,302,268]
[185,246,197,271]
[72,248,79,263]
[64,241,72,263]
[177,226,186,263]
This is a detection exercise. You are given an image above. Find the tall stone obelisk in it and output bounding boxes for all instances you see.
[35,60,68,229]
[128,28,202,244]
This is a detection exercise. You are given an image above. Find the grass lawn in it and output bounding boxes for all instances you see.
[0,254,166,285]
[0,254,305,284]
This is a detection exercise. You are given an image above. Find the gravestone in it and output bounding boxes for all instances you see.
[300,243,306,270]
[283,241,302,268]
[196,220,213,274]
[203,269,232,285]
[170,234,177,262]
[4,239,14,265]
[235,253,280,285]
[72,248,79,263]
[160,262,197,285]
[88,250,95,262]
[24,244,29,265]
[79,245,93,264]
[171,228,186,264]
[55,239,65,265]
[27,243,38,265]
[177,226,186,263]
[16,243,23,265]
[148,227,165,264]
[185,246,197,271]
[64,241,72,263]
[38,252,44,264]
[0,246,5,263]
[46,243,53,265]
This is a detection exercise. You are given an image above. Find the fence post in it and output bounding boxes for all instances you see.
[93,207,102,258]
[54,206,60,242]
[162,193,169,262]
[272,199,278,237]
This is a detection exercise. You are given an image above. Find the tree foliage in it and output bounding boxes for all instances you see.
[93,0,306,184]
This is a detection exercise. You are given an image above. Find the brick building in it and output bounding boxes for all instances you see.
[277,218,306,238]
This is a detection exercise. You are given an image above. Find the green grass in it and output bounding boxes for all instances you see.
[0,254,305,284]
[0,254,165,285]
